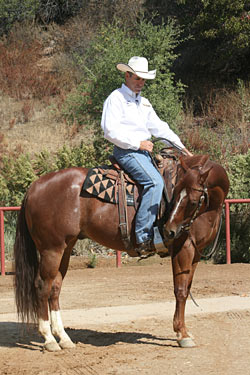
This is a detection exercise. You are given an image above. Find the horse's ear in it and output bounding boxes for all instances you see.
[200,155,209,166]
[180,156,189,171]
[199,163,213,184]
[197,155,211,183]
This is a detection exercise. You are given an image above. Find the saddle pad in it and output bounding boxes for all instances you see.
[82,166,135,206]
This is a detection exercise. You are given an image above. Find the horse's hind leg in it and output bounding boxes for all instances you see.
[36,248,65,352]
[49,240,76,349]
[171,237,198,348]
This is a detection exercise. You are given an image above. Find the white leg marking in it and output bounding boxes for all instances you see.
[39,319,56,342]
[51,310,67,340]
[39,319,59,348]
[51,310,75,349]
[169,188,187,223]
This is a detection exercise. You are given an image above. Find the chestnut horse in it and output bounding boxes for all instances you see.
[14,153,229,351]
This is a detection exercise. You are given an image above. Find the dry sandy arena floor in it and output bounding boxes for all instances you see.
[1,255,250,375]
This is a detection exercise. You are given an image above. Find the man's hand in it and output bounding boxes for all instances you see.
[139,140,154,152]
[182,148,193,156]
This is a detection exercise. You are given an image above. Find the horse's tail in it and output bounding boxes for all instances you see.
[14,194,39,323]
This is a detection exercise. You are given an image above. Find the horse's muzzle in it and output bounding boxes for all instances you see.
[163,225,183,242]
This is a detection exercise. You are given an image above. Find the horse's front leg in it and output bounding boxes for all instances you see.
[171,236,198,348]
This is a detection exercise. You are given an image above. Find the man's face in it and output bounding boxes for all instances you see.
[125,72,146,94]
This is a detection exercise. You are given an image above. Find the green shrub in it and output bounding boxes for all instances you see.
[212,149,250,263]
[213,209,250,264]
[0,173,10,206]
[0,153,37,206]
[227,149,250,203]
[0,141,98,207]
[179,81,250,162]
[227,150,250,261]
[64,18,185,124]
[63,17,185,163]
[0,0,84,36]
[55,142,96,170]
[33,150,56,176]
[145,0,250,85]
[36,0,82,24]
[0,0,37,36]
[2,211,18,260]
[87,253,97,269]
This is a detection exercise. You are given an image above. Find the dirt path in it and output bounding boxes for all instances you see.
[1,257,250,375]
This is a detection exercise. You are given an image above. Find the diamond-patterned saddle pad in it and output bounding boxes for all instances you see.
[81,166,135,206]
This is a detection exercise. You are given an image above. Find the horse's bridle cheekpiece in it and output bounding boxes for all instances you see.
[180,185,209,233]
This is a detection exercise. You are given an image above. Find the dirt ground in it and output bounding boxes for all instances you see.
[1,255,250,375]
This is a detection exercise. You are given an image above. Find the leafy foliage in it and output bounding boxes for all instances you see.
[144,0,250,93]
[0,1,249,263]
[0,0,38,36]
[64,18,185,123]
[55,142,96,170]
[0,0,84,36]
[179,80,250,161]
[0,143,96,206]
[0,0,144,37]
[36,0,83,24]
[63,18,185,162]
[0,154,37,206]
[212,149,250,264]
[227,149,250,202]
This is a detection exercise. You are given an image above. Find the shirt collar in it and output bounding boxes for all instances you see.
[121,83,141,101]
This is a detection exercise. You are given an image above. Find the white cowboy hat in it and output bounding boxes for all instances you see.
[117,56,156,80]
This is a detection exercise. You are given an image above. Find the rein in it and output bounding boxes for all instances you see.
[189,213,223,260]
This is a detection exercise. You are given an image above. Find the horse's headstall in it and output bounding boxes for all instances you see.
[180,186,209,233]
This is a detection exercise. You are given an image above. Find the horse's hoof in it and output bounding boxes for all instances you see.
[59,340,76,350]
[44,341,61,352]
[177,337,196,348]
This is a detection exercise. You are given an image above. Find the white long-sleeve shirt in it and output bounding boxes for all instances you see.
[101,83,185,150]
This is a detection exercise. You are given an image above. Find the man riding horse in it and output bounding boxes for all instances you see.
[101,56,193,256]
[14,57,229,349]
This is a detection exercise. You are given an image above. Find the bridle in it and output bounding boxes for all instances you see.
[178,184,222,260]
[179,185,209,233]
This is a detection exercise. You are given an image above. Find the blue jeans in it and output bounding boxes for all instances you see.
[113,146,164,244]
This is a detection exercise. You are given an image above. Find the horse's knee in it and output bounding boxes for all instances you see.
[50,280,61,298]
[35,274,56,317]
[35,274,43,291]
[49,286,61,310]
[174,286,189,301]
[35,275,48,302]
[47,273,62,307]
[35,276,51,298]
